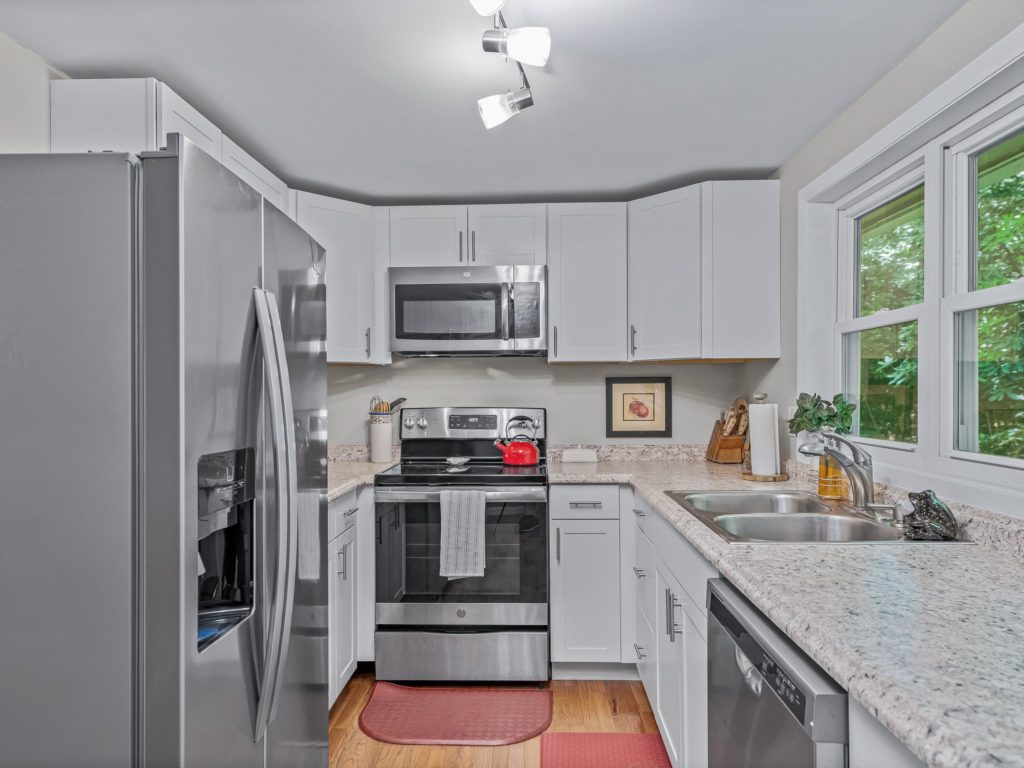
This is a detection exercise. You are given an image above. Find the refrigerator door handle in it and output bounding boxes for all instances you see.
[252,288,299,744]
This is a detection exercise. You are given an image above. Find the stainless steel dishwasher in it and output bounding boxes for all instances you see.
[707,579,848,768]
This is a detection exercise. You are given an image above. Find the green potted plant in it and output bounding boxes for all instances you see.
[787,393,856,498]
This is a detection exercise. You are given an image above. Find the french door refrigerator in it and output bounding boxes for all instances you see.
[0,135,328,768]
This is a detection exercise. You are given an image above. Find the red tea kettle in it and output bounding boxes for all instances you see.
[494,416,540,466]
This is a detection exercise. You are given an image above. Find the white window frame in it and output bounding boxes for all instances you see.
[797,24,1024,517]
[940,101,1024,475]
[834,160,928,459]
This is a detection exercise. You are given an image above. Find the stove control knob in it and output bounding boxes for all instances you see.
[416,418,429,429]
[403,417,415,429]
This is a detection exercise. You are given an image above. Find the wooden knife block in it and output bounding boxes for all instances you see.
[705,420,746,464]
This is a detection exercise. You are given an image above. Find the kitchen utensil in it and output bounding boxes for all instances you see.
[493,416,540,466]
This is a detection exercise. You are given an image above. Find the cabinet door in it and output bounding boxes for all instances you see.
[50,78,159,153]
[467,204,547,265]
[330,526,357,707]
[655,565,685,767]
[550,518,621,662]
[701,181,780,359]
[680,598,708,768]
[547,203,628,362]
[628,187,702,360]
[389,206,468,266]
[221,135,290,215]
[156,83,222,159]
[635,600,657,703]
[294,192,376,362]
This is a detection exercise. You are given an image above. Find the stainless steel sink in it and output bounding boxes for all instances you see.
[665,490,904,544]
[712,512,902,542]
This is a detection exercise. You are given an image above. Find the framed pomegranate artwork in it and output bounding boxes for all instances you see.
[605,377,672,437]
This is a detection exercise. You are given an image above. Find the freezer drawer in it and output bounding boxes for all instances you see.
[375,630,549,681]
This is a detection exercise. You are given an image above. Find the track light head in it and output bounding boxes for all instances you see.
[481,26,551,67]
[468,0,508,16]
[477,87,534,130]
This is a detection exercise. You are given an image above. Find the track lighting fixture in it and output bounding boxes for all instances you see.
[471,3,550,129]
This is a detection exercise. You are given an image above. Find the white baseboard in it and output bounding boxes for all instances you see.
[551,662,640,681]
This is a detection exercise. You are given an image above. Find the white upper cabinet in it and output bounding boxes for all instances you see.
[547,203,628,362]
[388,206,468,267]
[467,204,547,265]
[52,78,223,159]
[51,78,296,218]
[220,135,290,216]
[700,181,780,359]
[628,186,703,360]
[294,192,389,364]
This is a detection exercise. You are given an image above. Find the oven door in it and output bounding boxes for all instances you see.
[390,265,515,355]
[374,486,548,627]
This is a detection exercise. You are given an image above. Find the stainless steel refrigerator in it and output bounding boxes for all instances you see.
[0,135,328,768]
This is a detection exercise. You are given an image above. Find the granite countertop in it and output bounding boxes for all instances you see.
[327,459,394,501]
[328,458,1024,768]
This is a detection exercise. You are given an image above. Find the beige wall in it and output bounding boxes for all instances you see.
[743,0,1024,454]
[328,358,745,446]
[0,29,66,152]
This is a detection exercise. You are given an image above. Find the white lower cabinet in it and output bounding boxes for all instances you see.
[634,494,712,768]
[328,507,357,708]
[550,517,621,663]
[849,700,925,768]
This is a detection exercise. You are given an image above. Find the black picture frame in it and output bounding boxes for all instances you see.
[605,376,673,438]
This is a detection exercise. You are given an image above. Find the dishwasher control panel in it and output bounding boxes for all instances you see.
[760,653,806,722]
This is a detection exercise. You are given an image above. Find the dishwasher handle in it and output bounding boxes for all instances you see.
[735,645,763,697]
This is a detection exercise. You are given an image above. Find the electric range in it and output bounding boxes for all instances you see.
[372,407,549,682]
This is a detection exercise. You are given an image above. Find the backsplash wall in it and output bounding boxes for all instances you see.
[327,357,747,445]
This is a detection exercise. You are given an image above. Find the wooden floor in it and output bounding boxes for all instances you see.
[329,671,660,768]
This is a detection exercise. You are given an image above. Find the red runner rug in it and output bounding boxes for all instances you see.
[358,682,552,746]
[540,732,671,768]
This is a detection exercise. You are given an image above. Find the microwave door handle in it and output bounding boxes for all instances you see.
[500,282,511,341]
[507,282,516,341]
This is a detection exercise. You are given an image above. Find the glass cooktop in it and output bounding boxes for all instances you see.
[375,460,547,486]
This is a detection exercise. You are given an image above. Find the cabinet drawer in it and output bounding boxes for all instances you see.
[634,525,658,628]
[550,484,620,520]
[629,494,653,535]
[329,490,359,542]
[634,601,656,698]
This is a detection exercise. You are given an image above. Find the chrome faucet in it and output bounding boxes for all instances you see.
[798,430,898,522]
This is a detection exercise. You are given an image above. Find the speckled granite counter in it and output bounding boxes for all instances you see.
[327,459,394,502]
[550,460,1024,768]
[326,457,1024,767]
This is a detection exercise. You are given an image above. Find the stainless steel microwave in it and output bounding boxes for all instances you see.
[389,265,547,356]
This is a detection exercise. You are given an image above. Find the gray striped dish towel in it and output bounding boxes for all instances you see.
[439,490,486,580]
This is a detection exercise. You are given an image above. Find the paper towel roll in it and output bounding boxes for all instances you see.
[748,403,779,476]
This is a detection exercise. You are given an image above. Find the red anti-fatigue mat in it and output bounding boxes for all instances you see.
[540,732,671,768]
[358,682,552,746]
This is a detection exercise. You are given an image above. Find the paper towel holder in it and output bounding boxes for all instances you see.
[741,393,789,482]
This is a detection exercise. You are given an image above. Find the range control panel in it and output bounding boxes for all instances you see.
[760,653,806,722]
[448,414,498,430]
[399,407,545,440]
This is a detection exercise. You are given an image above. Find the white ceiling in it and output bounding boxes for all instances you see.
[0,0,965,203]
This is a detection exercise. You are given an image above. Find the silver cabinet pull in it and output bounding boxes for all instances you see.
[458,230,464,262]
[339,545,348,580]
[633,507,646,518]
[632,566,647,579]
[553,325,558,357]
[471,230,476,262]
[344,507,358,518]
[569,501,602,508]
[633,642,647,660]
[630,324,637,356]
[556,527,561,563]
[365,327,371,358]
[665,588,675,642]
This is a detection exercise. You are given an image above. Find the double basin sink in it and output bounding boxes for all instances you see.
[665,491,904,543]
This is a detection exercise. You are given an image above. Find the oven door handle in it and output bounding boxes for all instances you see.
[374,487,548,504]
